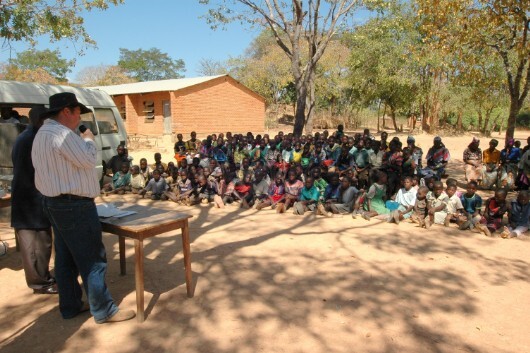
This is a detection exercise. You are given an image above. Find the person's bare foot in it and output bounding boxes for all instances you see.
[214,195,225,208]
[477,224,492,237]
[424,217,431,228]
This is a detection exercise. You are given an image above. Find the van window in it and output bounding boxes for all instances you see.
[95,108,119,134]
[80,112,97,132]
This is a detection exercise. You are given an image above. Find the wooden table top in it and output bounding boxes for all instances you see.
[99,202,192,240]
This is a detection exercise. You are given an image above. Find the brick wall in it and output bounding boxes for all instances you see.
[111,76,265,136]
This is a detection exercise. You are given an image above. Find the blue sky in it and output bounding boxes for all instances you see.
[0,0,372,82]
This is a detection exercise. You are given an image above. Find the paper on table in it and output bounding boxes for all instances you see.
[96,203,137,218]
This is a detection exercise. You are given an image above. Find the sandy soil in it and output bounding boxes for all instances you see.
[1,130,530,353]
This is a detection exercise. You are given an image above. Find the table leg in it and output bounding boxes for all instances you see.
[181,220,193,298]
[134,239,145,323]
[119,236,126,275]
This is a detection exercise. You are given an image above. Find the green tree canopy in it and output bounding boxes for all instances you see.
[0,0,123,49]
[117,48,186,82]
[7,49,74,81]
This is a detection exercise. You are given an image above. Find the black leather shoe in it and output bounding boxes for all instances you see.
[33,284,58,295]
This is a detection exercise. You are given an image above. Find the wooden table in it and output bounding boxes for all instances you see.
[99,203,193,322]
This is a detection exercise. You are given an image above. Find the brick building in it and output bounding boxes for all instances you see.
[96,75,265,136]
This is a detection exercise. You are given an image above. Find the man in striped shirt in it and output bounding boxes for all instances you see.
[32,92,135,324]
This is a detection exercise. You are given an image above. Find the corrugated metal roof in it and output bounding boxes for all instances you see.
[93,75,227,96]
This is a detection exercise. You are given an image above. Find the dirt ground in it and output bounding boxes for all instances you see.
[1,129,530,353]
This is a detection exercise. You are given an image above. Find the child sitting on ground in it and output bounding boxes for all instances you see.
[293,176,323,215]
[130,165,145,194]
[190,175,217,205]
[459,181,482,230]
[251,170,270,209]
[284,169,304,212]
[139,158,152,181]
[326,176,357,215]
[445,178,463,198]
[165,170,192,204]
[362,171,391,221]
[444,184,465,227]
[139,169,169,200]
[257,173,286,212]
[233,172,254,208]
[312,167,328,202]
[411,186,429,227]
[425,181,449,228]
[389,176,417,224]
[476,189,508,237]
[502,190,530,238]
[102,162,131,194]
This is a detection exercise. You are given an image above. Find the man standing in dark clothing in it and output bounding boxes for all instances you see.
[11,106,57,294]
[107,144,129,175]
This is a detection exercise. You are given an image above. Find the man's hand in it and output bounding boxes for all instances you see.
[81,128,95,141]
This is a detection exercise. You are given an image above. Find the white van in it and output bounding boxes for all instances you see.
[0,80,127,184]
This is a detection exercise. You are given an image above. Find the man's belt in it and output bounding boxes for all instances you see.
[50,194,94,201]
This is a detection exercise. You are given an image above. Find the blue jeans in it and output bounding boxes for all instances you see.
[43,197,118,323]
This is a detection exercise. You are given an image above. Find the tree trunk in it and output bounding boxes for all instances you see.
[477,107,483,133]
[505,97,520,143]
[483,107,493,135]
[390,105,399,132]
[293,79,307,136]
[304,69,316,134]
[382,104,387,130]
[376,100,381,132]
[457,111,463,131]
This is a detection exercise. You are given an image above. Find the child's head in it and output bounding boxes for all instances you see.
[304,176,314,189]
[377,171,388,185]
[287,169,297,182]
[198,175,207,187]
[242,158,250,169]
[328,173,340,187]
[446,185,457,198]
[120,162,130,174]
[337,124,344,132]
[466,181,478,196]
[295,142,301,150]
[180,170,188,180]
[426,177,435,191]
[154,152,162,162]
[341,176,351,189]
[243,172,252,184]
[152,169,161,181]
[203,167,211,177]
[402,176,412,190]
[494,189,507,203]
[140,158,147,169]
[433,181,444,197]
[295,164,304,176]
[180,158,188,168]
[192,157,200,167]
[517,190,529,205]
[275,173,284,186]
[311,167,321,179]
[177,133,183,141]
[446,177,457,188]
[131,165,140,175]
[156,164,165,175]
[412,175,419,187]
[417,186,428,199]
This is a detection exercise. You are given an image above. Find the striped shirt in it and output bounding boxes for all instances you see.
[32,119,100,198]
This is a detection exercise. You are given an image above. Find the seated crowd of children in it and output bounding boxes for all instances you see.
[102,128,530,239]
